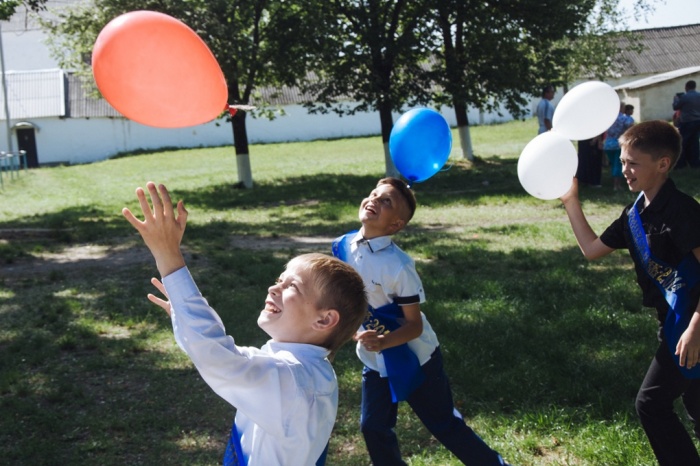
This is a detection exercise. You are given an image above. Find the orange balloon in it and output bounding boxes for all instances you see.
[92,11,227,128]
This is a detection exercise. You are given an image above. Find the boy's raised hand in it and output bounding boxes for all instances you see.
[559,177,580,205]
[122,182,188,277]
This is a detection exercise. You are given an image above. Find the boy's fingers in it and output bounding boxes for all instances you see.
[150,277,168,296]
[146,182,164,220]
[158,184,174,217]
[122,207,142,230]
[147,293,171,316]
[135,186,154,220]
[676,341,695,367]
[177,200,188,227]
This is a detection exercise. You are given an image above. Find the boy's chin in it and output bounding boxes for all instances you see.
[257,311,276,329]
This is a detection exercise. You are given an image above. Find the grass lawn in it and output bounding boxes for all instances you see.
[2,117,699,465]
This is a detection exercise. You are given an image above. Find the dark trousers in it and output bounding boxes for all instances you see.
[677,120,700,168]
[636,338,700,466]
[360,347,504,466]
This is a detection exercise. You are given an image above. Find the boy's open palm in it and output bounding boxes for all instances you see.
[122,182,188,277]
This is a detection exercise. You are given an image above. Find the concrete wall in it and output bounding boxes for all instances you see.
[1,103,516,166]
[616,72,700,122]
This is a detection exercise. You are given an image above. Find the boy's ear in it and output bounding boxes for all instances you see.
[389,218,406,234]
[659,156,672,173]
[313,310,340,331]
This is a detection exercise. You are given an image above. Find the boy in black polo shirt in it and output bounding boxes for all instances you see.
[560,120,700,466]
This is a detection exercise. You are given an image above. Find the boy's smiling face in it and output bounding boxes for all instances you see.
[358,184,408,238]
[257,258,324,344]
[620,146,670,193]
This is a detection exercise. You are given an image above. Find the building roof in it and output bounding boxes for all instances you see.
[614,65,700,90]
[617,24,700,75]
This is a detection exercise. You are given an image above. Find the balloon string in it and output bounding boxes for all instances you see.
[440,162,454,172]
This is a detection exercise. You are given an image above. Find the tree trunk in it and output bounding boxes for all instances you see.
[453,102,474,161]
[231,111,253,188]
[378,102,399,178]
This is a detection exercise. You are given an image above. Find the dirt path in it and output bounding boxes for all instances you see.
[0,234,336,278]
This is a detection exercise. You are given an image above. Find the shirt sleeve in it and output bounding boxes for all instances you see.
[600,206,629,250]
[391,258,425,305]
[162,267,294,437]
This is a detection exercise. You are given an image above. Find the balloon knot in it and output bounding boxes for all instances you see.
[227,105,238,117]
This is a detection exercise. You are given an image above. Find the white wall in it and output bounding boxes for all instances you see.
[2,103,515,165]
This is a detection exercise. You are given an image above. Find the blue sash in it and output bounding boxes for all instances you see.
[628,193,700,378]
[333,233,425,401]
[223,421,246,466]
[224,418,330,466]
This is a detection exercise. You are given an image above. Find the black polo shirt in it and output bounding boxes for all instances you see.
[600,178,700,322]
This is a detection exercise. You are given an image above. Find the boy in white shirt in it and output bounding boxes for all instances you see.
[333,178,510,465]
[122,182,367,466]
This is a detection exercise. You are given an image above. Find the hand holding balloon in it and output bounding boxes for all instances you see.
[518,81,619,200]
[389,109,452,183]
[517,132,578,200]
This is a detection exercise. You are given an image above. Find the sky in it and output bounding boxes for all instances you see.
[619,0,700,29]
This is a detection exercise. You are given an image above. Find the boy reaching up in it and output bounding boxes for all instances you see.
[123,182,367,466]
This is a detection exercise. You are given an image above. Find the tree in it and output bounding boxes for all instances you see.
[0,0,46,21]
[544,0,654,88]
[430,0,595,161]
[302,0,435,178]
[41,0,319,188]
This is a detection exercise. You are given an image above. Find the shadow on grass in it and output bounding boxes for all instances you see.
[0,161,681,464]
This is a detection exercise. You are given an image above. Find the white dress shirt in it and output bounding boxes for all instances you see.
[163,267,337,466]
[338,232,439,376]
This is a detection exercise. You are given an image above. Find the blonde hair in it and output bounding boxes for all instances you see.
[286,253,367,359]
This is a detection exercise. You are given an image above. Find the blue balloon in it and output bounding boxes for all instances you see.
[389,108,452,183]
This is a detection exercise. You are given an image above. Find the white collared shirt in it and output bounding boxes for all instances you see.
[341,232,439,375]
[163,267,336,466]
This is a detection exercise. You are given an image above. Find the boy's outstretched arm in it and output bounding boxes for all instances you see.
[122,182,188,277]
[560,178,614,260]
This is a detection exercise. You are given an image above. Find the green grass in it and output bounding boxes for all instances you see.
[1,117,698,465]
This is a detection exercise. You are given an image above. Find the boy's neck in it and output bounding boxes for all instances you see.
[640,177,668,206]
[359,226,392,240]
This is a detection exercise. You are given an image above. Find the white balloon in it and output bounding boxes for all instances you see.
[552,81,620,141]
[517,131,578,200]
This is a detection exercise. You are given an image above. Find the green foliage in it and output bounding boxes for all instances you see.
[0,0,46,21]
[303,0,435,118]
[431,0,596,120]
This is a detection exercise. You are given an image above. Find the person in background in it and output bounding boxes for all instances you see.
[536,84,555,134]
[576,133,605,188]
[673,80,700,168]
[604,102,635,191]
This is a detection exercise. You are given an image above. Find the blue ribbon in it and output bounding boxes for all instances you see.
[628,193,700,378]
[223,417,329,465]
[223,420,246,466]
[333,233,425,401]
